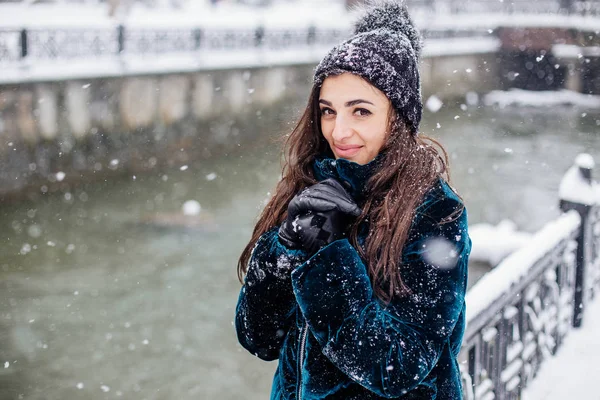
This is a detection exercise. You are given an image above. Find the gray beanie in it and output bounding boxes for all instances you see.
[314,0,423,135]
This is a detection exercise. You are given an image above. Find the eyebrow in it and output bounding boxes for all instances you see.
[319,99,375,107]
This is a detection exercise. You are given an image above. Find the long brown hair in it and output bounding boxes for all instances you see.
[237,77,461,303]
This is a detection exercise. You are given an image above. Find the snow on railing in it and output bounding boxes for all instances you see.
[2,0,599,73]
[459,153,600,399]
[0,26,349,61]
[0,25,354,80]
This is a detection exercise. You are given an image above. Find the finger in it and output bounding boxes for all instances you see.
[306,192,361,216]
[308,180,352,198]
[314,179,359,202]
[319,178,349,194]
[308,188,361,217]
[293,196,338,213]
[309,179,349,199]
[340,201,362,217]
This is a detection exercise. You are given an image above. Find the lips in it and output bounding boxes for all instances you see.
[334,144,363,158]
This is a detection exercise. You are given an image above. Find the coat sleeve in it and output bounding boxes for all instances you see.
[290,197,471,398]
[235,227,308,361]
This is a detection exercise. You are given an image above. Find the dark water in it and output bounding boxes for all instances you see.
[0,102,599,399]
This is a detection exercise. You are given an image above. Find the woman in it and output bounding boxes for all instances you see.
[235,1,471,399]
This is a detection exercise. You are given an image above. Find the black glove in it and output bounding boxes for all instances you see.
[279,179,361,254]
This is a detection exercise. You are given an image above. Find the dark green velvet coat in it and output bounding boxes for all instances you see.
[235,157,471,399]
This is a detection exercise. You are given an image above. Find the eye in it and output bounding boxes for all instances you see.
[354,108,372,117]
[320,107,335,116]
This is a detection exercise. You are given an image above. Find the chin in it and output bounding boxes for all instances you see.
[341,156,368,165]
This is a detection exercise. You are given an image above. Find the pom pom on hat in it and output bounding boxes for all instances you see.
[314,0,423,135]
[354,0,422,60]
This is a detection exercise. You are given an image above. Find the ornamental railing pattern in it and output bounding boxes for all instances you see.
[123,28,197,55]
[0,29,21,64]
[200,29,257,51]
[27,28,118,60]
[0,26,355,64]
[459,155,600,399]
[587,204,600,302]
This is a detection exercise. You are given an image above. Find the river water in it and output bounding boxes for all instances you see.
[0,101,599,399]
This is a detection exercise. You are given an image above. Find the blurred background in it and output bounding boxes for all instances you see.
[0,0,599,399]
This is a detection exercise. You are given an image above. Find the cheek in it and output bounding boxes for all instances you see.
[364,122,388,151]
[376,129,388,150]
[320,120,334,140]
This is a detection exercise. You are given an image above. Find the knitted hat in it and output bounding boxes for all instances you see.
[314,0,423,135]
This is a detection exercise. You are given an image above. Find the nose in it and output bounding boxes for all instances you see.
[331,114,353,142]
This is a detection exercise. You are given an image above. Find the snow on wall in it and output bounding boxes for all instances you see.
[553,44,600,59]
[0,47,336,85]
[466,210,581,324]
[484,89,600,108]
[423,37,500,57]
[469,220,533,266]
[0,37,500,85]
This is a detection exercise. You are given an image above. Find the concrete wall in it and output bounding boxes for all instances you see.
[0,53,499,199]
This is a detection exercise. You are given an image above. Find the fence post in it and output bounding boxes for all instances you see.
[118,25,125,54]
[255,26,264,48]
[426,0,435,13]
[307,26,316,46]
[560,0,574,15]
[194,28,202,50]
[20,28,28,58]
[559,153,595,328]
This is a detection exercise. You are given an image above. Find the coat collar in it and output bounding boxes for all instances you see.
[312,155,382,203]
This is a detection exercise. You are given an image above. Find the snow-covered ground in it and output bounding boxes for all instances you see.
[1,1,599,31]
[522,295,600,400]
[521,153,600,399]
[0,1,351,29]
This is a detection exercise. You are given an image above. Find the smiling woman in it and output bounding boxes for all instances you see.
[234,1,472,399]
[319,74,391,165]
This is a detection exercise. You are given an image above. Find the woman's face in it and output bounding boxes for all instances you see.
[319,73,391,165]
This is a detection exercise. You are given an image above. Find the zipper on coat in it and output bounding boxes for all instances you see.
[297,321,309,400]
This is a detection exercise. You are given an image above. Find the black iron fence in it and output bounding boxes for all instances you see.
[459,155,600,399]
[0,25,352,64]
[588,204,600,300]
[27,28,119,60]
[1,0,599,66]
[0,29,22,63]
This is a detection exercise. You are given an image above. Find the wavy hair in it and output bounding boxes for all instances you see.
[237,76,461,303]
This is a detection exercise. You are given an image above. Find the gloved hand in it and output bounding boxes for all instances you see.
[279,179,362,254]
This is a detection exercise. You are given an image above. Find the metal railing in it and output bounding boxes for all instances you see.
[588,204,600,300]
[459,154,600,399]
[26,28,119,60]
[0,26,352,64]
[0,29,23,64]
